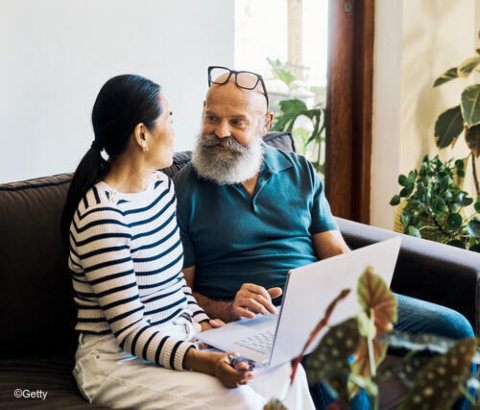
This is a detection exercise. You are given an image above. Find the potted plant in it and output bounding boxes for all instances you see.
[432,30,480,196]
[266,58,326,174]
[389,155,480,252]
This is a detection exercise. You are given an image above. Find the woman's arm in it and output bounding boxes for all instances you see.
[71,204,194,371]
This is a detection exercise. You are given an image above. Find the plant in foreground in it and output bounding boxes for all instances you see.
[265,266,478,409]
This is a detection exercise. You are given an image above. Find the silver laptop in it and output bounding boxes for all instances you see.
[196,237,402,367]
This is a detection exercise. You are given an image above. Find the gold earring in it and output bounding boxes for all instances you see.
[143,145,149,152]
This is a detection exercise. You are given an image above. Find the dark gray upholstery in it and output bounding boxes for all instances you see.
[337,217,480,335]
[1,130,478,409]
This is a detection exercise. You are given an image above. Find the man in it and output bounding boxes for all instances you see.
[174,66,474,408]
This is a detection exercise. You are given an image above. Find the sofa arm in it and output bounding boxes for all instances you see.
[334,217,480,335]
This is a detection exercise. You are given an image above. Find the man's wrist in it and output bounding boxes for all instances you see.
[226,301,238,322]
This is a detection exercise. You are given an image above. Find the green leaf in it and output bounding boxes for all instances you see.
[446,213,462,230]
[264,399,288,410]
[272,99,310,132]
[443,190,453,202]
[376,354,431,388]
[279,98,308,114]
[457,55,480,78]
[433,67,458,87]
[305,318,360,384]
[461,84,480,127]
[398,174,407,186]
[454,192,465,204]
[401,212,410,227]
[400,338,477,410]
[356,311,376,339]
[390,195,401,206]
[434,106,464,148]
[467,219,480,238]
[408,226,421,238]
[455,159,464,169]
[469,244,480,252]
[357,266,397,333]
[475,196,480,213]
[465,124,480,157]
[439,176,452,192]
[447,239,466,249]
[455,191,474,206]
[432,197,446,217]
[462,197,473,206]
[400,186,414,198]
[267,58,296,88]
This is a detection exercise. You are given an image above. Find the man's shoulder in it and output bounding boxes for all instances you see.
[172,163,204,205]
[172,162,198,188]
[263,143,315,176]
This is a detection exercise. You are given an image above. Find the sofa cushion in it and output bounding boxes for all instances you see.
[0,174,76,358]
[0,352,108,409]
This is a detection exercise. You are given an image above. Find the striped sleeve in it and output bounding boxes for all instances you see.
[71,205,195,370]
[182,284,210,323]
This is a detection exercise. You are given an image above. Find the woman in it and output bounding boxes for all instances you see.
[61,74,314,409]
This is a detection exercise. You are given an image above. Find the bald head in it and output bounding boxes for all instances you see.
[206,74,268,113]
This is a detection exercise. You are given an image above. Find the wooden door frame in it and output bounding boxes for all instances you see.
[325,0,375,224]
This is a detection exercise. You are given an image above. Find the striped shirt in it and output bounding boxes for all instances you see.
[68,171,209,371]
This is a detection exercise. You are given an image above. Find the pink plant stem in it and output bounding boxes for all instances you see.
[290,289,351,384]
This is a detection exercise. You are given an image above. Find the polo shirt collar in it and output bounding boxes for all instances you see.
[262,142,293,174]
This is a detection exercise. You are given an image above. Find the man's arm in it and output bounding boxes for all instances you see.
[312,230,350,260]
[182,266,281,323]
[182,265,237,322]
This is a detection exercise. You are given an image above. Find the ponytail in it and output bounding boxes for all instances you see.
[61,146,109,250]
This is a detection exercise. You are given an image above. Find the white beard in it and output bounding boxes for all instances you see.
[191,133,264,185]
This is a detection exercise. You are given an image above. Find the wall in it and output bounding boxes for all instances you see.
[371,0,478,229]
[0,0,234,183]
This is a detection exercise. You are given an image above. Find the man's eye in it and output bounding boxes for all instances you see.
[207,116,217,122]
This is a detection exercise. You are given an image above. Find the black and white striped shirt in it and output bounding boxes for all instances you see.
[68,171,209,370]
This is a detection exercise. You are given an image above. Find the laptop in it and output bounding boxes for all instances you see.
[196,237,402,367]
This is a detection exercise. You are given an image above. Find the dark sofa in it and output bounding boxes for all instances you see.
[1,132,479,409]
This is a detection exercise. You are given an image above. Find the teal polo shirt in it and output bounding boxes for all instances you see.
[173,143,338,301]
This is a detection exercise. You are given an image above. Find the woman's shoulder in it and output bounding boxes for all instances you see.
[151,171,175,195]
[74,184,125,224]
[152,170,171,184]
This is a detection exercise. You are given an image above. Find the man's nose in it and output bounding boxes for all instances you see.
[214,122,232,138]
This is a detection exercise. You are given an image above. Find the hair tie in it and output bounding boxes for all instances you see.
[90,140,102,151]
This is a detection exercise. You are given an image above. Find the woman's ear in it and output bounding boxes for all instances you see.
[133,123,148,150]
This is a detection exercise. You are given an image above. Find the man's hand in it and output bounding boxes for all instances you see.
[200,318,225,332]
[230,283,282,319]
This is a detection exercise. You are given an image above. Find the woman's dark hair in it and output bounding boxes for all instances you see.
[61,74,162,250]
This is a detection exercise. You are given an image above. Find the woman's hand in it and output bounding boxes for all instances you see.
[200,318,225,332]
[213,352,254,388]
[184,349,254,388]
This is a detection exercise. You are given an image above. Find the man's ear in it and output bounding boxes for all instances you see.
[203,100,206,108]
[260,112,274,136]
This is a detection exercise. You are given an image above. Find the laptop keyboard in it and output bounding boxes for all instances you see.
[233,329,275,355]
